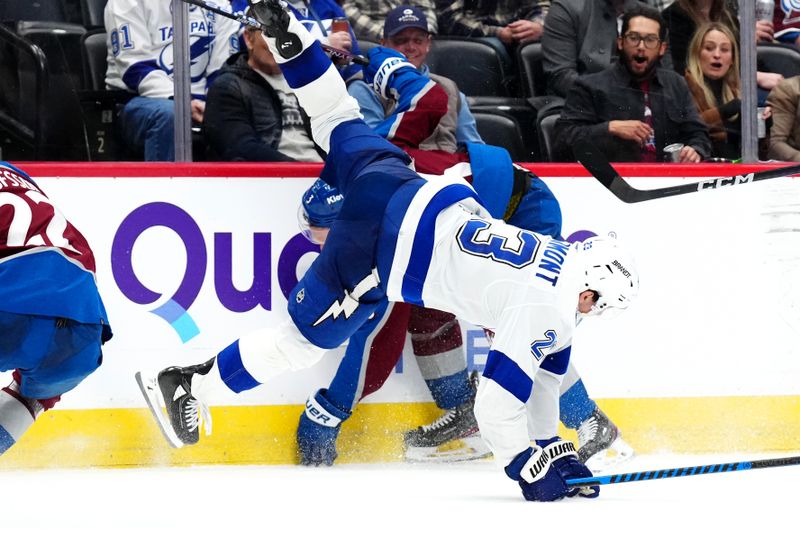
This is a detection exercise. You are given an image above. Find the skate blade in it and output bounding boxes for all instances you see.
[584,436,635,474]
[134,371,184,449]
[405,436,493,463]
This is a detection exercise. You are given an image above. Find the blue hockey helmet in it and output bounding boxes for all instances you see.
[298,179,344,243]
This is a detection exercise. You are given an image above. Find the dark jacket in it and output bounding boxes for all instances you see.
[203,53,321,161]
[554,61,712,162]
[542,0,660,98]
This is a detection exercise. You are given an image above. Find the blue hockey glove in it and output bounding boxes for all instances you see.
[537,437,600,499]
[505,438,599,501]
[363,47,416,99]
[296,389,351,466]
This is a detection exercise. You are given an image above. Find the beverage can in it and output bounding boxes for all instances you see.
[756,0,775,22]
[663,143,684,162]
[331,17,350,33]
[757,106,767,138]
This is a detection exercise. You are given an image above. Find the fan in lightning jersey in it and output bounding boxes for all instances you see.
[0,163,112,456]
[104,0,240,160]
[136,1,638,502]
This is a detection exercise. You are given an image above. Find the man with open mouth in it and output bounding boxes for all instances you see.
[553,5,711,163]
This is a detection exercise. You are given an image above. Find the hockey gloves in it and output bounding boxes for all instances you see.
[363,47,416,100]
[505,437,600,502]
[296,389,351,466]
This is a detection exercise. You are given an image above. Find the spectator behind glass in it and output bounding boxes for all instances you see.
[684,22,742,159]
[203,23,324,162]
[342,0,437,42]
[348,5,483,150]
[767,75,800,161]
[554,5,711,162]
[662,0,782,95]
[104,0,240,161]
[436,0,548,50]
[542,0,660,98]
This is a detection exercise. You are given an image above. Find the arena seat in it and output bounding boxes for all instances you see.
[427,37,509,97]
[757,42,800,79]
[537,109,561,163]
[473,110,528,162]
[517,41,547,98]
[81,0,107,30]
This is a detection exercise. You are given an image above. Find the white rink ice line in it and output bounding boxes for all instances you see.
[0,452,796,540]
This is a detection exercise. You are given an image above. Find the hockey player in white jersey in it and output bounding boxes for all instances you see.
[136,0,638,502]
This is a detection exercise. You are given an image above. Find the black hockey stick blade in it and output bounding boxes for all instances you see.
[181,0,369,65]
[566,455,800,488]
[574,138,800,203]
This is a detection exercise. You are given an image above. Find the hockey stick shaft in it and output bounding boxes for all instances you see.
[566,455,800,488]
[181,0,369,65]
[575,138,800,203]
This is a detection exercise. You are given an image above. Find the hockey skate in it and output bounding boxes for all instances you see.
[403,373,491,462]
[577,407,634,473]
[135,361,213,448]
[248,0,303,59]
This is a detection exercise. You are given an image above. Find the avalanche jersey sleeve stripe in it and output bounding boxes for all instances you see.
[483,349,534,403]
[400,183,482,304]
[539,346,571,376]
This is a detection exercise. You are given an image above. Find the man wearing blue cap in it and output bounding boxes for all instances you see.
[348,5,483,152]
[342,0,437,43]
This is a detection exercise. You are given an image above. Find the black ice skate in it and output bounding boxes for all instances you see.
[403,372,491,462]
[135,360,214,448]
[248,0,303,59]
[577,407,634,472]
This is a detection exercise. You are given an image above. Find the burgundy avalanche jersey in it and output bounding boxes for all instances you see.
[0,162,110,331]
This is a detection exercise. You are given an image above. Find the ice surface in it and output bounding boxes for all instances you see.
[1,452,795,539]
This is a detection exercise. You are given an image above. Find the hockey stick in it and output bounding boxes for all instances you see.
[574,138,800,203]
[181,0,369,65]
[566,455,800,488]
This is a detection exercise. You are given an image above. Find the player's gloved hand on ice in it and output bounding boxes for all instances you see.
[363,47,416,99]
[505,437,599,501]
[296,389,351,466]
[537,437,600,499]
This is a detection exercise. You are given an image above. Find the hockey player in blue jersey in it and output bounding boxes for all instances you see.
[136,0,639,502]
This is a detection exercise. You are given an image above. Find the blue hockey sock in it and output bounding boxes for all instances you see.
[426,369,473,410]
[216,340,260,393]
[559,379,597,429]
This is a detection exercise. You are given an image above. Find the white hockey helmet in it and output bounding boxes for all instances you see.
[575,236,639,318]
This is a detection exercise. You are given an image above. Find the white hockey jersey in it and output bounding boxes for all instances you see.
[383,173,584,467]
[104,0,240,98]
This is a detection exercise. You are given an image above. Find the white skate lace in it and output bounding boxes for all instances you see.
[184,397,213,436]
[577,417,598,446]
[421,409,456,433]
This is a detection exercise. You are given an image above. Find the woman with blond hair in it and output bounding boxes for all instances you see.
[684,22,742,159]
[663,0,782,92]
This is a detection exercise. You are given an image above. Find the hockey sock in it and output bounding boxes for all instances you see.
[559,379,597,429]
[213,320,328,394]
[0,377,52,454]
[424,369,473,410]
